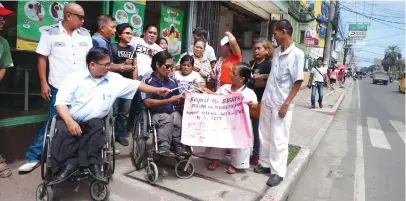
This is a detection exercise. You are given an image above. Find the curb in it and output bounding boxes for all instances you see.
[259,147,311,201]
[319,82,353,115]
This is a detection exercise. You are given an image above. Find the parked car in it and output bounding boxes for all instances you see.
[372,71,389,85]
[399,72,405,93]
[355,72,363,79]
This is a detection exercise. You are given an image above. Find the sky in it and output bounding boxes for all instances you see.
[339,0,405,69]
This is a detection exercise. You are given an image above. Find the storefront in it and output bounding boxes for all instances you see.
[0,0,192,160]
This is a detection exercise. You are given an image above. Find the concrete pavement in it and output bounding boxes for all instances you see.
[0,80,353,201]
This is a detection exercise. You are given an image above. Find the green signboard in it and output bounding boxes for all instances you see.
[17,1,70,51]
[160,5,184,60]
[348,23,368,31]
[112,0,145,38]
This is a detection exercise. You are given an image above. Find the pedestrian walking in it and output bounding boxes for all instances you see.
[328,66,338,89]
[19,3,92,172]
[247,38,273,166]
[253,19,304,187]
[307,57,329,109]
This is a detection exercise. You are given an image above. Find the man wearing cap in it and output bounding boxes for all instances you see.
[0,3,15,178]
[18,3,93,172]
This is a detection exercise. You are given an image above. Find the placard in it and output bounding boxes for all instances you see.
[16,1,70,51]
[181,93,253,148]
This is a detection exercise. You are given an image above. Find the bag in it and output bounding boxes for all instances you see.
[313,67,328,87]
[249,102,261,119]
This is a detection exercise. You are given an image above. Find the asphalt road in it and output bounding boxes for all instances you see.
[289,78,405,201]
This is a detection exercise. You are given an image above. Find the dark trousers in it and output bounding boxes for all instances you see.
[50,119,105,173]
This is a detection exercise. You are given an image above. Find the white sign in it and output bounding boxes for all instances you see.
[347,40,366,46]
[348,30,366,39]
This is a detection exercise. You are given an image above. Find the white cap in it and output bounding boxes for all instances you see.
[220,36,229,46]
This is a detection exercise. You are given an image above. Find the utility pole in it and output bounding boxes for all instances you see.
[323,0,336,67]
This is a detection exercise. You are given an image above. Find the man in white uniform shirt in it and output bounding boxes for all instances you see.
[49,47,169,183]
[307,57,329,108]
[254,19,304,187]
[18,3,93,172]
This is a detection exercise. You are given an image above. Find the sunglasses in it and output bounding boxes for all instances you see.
[162,64,173,69]
[68,12,84,21]
[95,61,111,68]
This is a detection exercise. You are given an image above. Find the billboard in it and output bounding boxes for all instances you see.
[348,23,368,40]
[304,30,319,46]
[310,0,330,48]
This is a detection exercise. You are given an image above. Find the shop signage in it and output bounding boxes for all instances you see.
[112,0,146,37]
[311,0,330,48]
[160,5,184,60]
[16,1,70,51]
[304,30,319,46]
[348,23,368,40]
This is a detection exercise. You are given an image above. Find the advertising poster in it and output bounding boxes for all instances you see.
[160,5,183,59]
[16,0,70,51]
[312,0,330,48]
[304,30,319,46]
[112,0,146,37]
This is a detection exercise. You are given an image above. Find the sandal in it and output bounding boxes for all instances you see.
[0,162,12,178]
[226,166,236,174]
[207,159,220,171]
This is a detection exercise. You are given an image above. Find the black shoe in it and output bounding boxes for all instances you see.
[318,101,323,108]
[89,164,107,183]
[310,105,316,109]
[52,164,78,184]
[174,145,188,156]
[266,174,283,187]
[253,165,271,174]
[117,137,129,146]
[158,146,172,156]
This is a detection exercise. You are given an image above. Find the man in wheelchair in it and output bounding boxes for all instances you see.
[141,51,188,157]
[50,47,169,183]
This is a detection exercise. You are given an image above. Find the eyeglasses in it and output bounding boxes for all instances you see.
[162,64,173,69]
[95,61,111,68]
[68,12,84,21]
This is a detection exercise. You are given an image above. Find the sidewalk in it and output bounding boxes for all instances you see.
[0,80,353,201]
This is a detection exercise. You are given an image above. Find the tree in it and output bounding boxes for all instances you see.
[382,45,402,75]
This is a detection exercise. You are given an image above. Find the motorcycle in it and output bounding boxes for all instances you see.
[390,77,393,83]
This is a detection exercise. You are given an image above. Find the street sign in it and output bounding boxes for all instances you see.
[348,23,368,40]
[347,39,366,46]
[348,30,366,39]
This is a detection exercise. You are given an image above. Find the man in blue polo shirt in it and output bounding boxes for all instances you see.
[141,51,187,156]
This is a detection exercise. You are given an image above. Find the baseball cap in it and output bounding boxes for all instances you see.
[220,36,229,46]
[0,3,16,16]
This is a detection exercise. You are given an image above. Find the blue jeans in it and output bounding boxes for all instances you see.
[25,85,58,162]
[311,82,324,106]
[113,98,132,139]
[251,118,260,157]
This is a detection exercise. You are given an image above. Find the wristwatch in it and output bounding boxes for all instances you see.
[120,65,124,73]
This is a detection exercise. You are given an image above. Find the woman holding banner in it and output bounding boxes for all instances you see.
[201,62,257,174]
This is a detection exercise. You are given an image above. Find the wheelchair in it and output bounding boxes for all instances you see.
[36,110,116,201]
[130,107,195,184]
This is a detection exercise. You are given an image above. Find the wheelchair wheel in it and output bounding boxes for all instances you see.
[175,159,195,179]
[36,184,53,201]
[147,162,158,184]
[131,111,147,170]
[89,180,110,201]
[41,116,57,181]
[104,113,116,176]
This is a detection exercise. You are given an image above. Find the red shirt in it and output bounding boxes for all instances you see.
[219,53,242,86]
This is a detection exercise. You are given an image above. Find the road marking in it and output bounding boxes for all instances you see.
[354,123,365,201]
[389,120,405,144]
[357,80,361,109]
[366,117,391,150]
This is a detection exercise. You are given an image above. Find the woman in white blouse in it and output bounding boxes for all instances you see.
[200,62,257,174]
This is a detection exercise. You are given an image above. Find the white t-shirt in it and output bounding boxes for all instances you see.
[311,66,327,83]
[262,43,304,109]
[173,71,202,94]
[188,43,217,62]
[129,37,163,77]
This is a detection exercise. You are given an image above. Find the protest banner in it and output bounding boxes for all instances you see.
[181,93,253,148]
